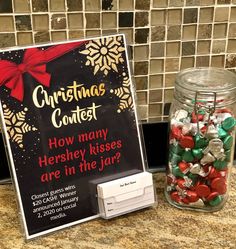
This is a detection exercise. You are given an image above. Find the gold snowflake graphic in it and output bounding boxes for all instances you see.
[2,104,37,148]
[110,73,133,113]
[80,36,125,75]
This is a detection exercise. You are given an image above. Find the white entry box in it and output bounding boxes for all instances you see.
[97,172,156,219]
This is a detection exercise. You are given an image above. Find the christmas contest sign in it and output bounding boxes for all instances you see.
[0,35,145,239]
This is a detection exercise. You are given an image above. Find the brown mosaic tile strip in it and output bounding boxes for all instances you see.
[0,0,235,122]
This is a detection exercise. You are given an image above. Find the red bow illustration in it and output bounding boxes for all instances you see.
[0,48,50,102]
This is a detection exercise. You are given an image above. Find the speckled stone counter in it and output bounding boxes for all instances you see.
[1,168,236,249]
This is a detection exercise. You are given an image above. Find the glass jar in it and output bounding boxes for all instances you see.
[165,67,236,211]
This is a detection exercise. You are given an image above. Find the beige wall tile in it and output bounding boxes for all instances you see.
[14,0,30,12]
[51,31,67,41]
[165,73,176,87]
[102,13,117,29]
[150,74,163,88]
[230,7,236,22]
[85,0,100,11]
[33,14,49,31]
[135,76,148,90]
[199,7,214,23]
[137,105,148,120]
[211,55,225,67]
[227,39,236,53]
[150,59,164,74]
[166,42,180,57]
[167,9,182,24]
[183,25,197,40]
[119,0,134,10]
[149,89,163,103]
[212,40,226,53]
[213,23,227,38]
[215,7,229,22]
[153,0,168,8]
[151,10,166,25]
[134,45,149,61]
[181,57,195,69]
[149,104,162,116]
[50,0,65,11]
[137,91,147,104]
[0,16,14,32]
[17,32,33,45]
[68,13,83,29]
[164,89,174,103]
[151,42,165,57]
[197,40,211,54]
[165,58,180,72]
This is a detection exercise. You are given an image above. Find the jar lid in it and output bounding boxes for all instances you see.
[176,67,236,93]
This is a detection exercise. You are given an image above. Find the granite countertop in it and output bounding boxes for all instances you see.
[0,168,236,249]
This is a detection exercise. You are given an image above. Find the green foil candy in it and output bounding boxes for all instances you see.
[170,144,185,155]
[222,117,236,131]
[182,150,194,162]
[188,173,198,181]
[225,150,231,162]
[218,127,228,139]
[213,160,228,170]
[194,134,208,148]
[172,166,184,177]
[209,195,223,207]
[170,153,182,165]
[192,148,203,160]
[223,135,233,150]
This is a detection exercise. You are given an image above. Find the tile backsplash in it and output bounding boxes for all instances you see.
[0,0,236,122]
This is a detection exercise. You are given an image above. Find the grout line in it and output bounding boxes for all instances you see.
[224,4,231,69]
[11,0,17,46]
[209,4,216,66]
[65,0,69,40]
[147,0,152,123]
[29,0,35,44]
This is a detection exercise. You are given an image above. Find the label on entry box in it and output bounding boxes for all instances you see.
[97,172,156,219]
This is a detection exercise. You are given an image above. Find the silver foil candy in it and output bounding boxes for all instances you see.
[174,109,188,121]
[189,199,205,207]
[182,123,192,135]
[189,163,201,174]
[205,124,219,139]
[200,153,215,165]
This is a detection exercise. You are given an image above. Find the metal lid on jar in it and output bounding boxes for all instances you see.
[176,67,236,92]
[175,67,236,107]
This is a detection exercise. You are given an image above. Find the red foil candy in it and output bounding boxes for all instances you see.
[170,191,181,203]
[177,179,187,189]
[178,162,189,173]
[179,136,195,148]
[186,190,199,202]
[211,178,227,194]
[206,192,219,201]
[196,184,211,197]
[191,112,204,123]
[171,126,182,140]
[208,167,222,179]
[182,197,190,204]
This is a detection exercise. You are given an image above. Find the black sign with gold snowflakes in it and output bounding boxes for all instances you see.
[0,35,145,239]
